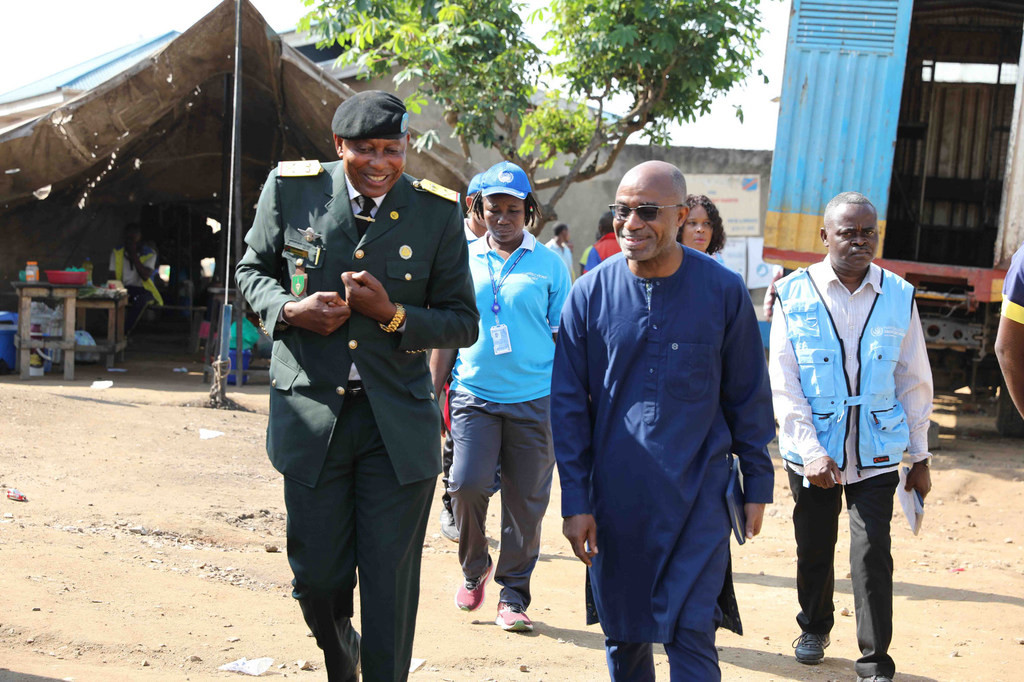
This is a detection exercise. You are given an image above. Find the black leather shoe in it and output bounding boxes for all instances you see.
[857,677,893,682]
[792,631,829,664]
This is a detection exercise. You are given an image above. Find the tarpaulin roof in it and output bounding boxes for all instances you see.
[0,0,464,213]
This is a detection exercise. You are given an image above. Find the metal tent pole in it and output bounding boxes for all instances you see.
[212,0,244,405]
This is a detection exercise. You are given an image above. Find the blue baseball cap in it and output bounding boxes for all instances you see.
[467,172,484,197]
[479,161,532,200]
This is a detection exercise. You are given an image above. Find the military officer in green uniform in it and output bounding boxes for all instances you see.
[235,90,478,682]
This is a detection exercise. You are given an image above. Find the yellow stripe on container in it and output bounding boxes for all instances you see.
[765,211,889,256]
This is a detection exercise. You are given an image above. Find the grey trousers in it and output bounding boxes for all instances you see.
[448,390,554,609]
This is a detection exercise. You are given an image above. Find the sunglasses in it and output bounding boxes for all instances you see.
[608,204,685,222]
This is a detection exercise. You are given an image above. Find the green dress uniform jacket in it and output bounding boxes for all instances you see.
[235,161,479,488]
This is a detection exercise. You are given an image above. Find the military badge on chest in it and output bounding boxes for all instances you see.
[291,258,308,297]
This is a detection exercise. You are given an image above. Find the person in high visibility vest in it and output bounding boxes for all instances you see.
[109,223,163,332]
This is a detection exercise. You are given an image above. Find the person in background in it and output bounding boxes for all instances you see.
[545,222,575,279]
[769,191,932,682]
[678,194,726,256]
[463,172,487,241]
[439,160,571,633]
[578,243,594,279]
[235,90,479,682]
[433,170,489,543]
[109,223,164,333]
[762,265,786,322]
[582,211,618,274]
[995,240,1024,418]
[553,160,775,680]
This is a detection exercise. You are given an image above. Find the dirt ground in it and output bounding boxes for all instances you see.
[2,349,1024,682]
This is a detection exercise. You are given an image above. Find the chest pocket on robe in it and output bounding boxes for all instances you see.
[665,342,714,401]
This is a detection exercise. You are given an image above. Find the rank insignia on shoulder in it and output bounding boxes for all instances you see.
[278,160,323,177]
[413,179,458,203]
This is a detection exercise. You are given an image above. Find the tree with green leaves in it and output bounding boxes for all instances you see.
[300,0,768,229]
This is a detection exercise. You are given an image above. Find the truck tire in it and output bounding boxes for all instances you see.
[996,381,1024,438]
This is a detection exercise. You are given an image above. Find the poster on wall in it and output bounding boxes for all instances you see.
[686,174,761,237]
[716,238,748,282]
[745,237,776,289]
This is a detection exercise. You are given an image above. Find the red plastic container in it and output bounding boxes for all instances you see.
[44,270,89,285]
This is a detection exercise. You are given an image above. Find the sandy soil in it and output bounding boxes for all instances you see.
[2,353,1024,682]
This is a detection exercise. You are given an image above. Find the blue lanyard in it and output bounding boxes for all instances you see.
[486,247,528,317]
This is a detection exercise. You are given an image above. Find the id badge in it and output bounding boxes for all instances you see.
[490,324,512,355]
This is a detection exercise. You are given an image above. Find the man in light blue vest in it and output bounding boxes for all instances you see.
[768,192,933,682]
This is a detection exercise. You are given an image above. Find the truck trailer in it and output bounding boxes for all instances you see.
[765,0,1024,434]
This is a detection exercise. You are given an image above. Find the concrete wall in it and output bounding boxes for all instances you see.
[532,145,773,268]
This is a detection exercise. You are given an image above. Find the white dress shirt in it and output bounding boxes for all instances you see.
[768,259,933,484]
[348,181,384,217]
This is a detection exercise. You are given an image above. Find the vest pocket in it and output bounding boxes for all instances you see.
[794,347,836,397]
[865,344,900,394]
[868,404,909,456]
[785,299,820,338]
[810,411,834,434]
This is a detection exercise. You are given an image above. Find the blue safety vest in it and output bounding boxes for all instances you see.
[775,267,915,472]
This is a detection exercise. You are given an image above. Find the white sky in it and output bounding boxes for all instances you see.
[0,0,789,150]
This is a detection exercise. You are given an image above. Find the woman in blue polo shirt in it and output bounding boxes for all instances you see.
[445,160,571,632]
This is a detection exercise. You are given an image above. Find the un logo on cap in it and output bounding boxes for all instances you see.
[400,112,409,133]
[498,171,514,183]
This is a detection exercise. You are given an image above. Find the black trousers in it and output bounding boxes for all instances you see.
[284,391,435,682]
[125,285,154,333]
[788,469,899,679]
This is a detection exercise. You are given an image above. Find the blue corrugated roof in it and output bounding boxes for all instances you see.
[0,31,180,104]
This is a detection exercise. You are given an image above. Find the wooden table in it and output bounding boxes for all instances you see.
[11,282,127,380]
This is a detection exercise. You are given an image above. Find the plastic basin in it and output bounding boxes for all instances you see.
[45,270,89,285]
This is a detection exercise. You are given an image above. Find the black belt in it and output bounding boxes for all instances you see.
[346,381,365,397]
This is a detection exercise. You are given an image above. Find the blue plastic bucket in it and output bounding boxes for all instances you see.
[227,349,251,385]
[0,325,15,370]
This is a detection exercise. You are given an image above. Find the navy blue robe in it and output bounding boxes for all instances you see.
[551,249,775,642]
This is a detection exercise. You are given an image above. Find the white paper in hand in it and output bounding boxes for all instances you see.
[897,466,925,535]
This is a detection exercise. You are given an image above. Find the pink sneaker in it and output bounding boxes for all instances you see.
[455,558,493,612]
[495,602,533,632]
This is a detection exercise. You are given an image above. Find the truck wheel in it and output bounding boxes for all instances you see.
[996,380,1024,438]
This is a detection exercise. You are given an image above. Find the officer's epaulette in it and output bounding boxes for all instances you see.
[412,179,459,203]
[278,160,323,177]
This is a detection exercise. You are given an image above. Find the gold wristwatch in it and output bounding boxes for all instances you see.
[379,303,406,333]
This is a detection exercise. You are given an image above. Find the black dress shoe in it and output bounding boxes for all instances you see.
[792,631,829,664]
[857,677,893,682]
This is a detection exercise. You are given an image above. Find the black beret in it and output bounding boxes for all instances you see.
[331,90,409,140]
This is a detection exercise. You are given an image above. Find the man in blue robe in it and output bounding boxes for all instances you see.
[551,160,776,681]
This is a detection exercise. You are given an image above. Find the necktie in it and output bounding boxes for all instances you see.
[355,195,374,237]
